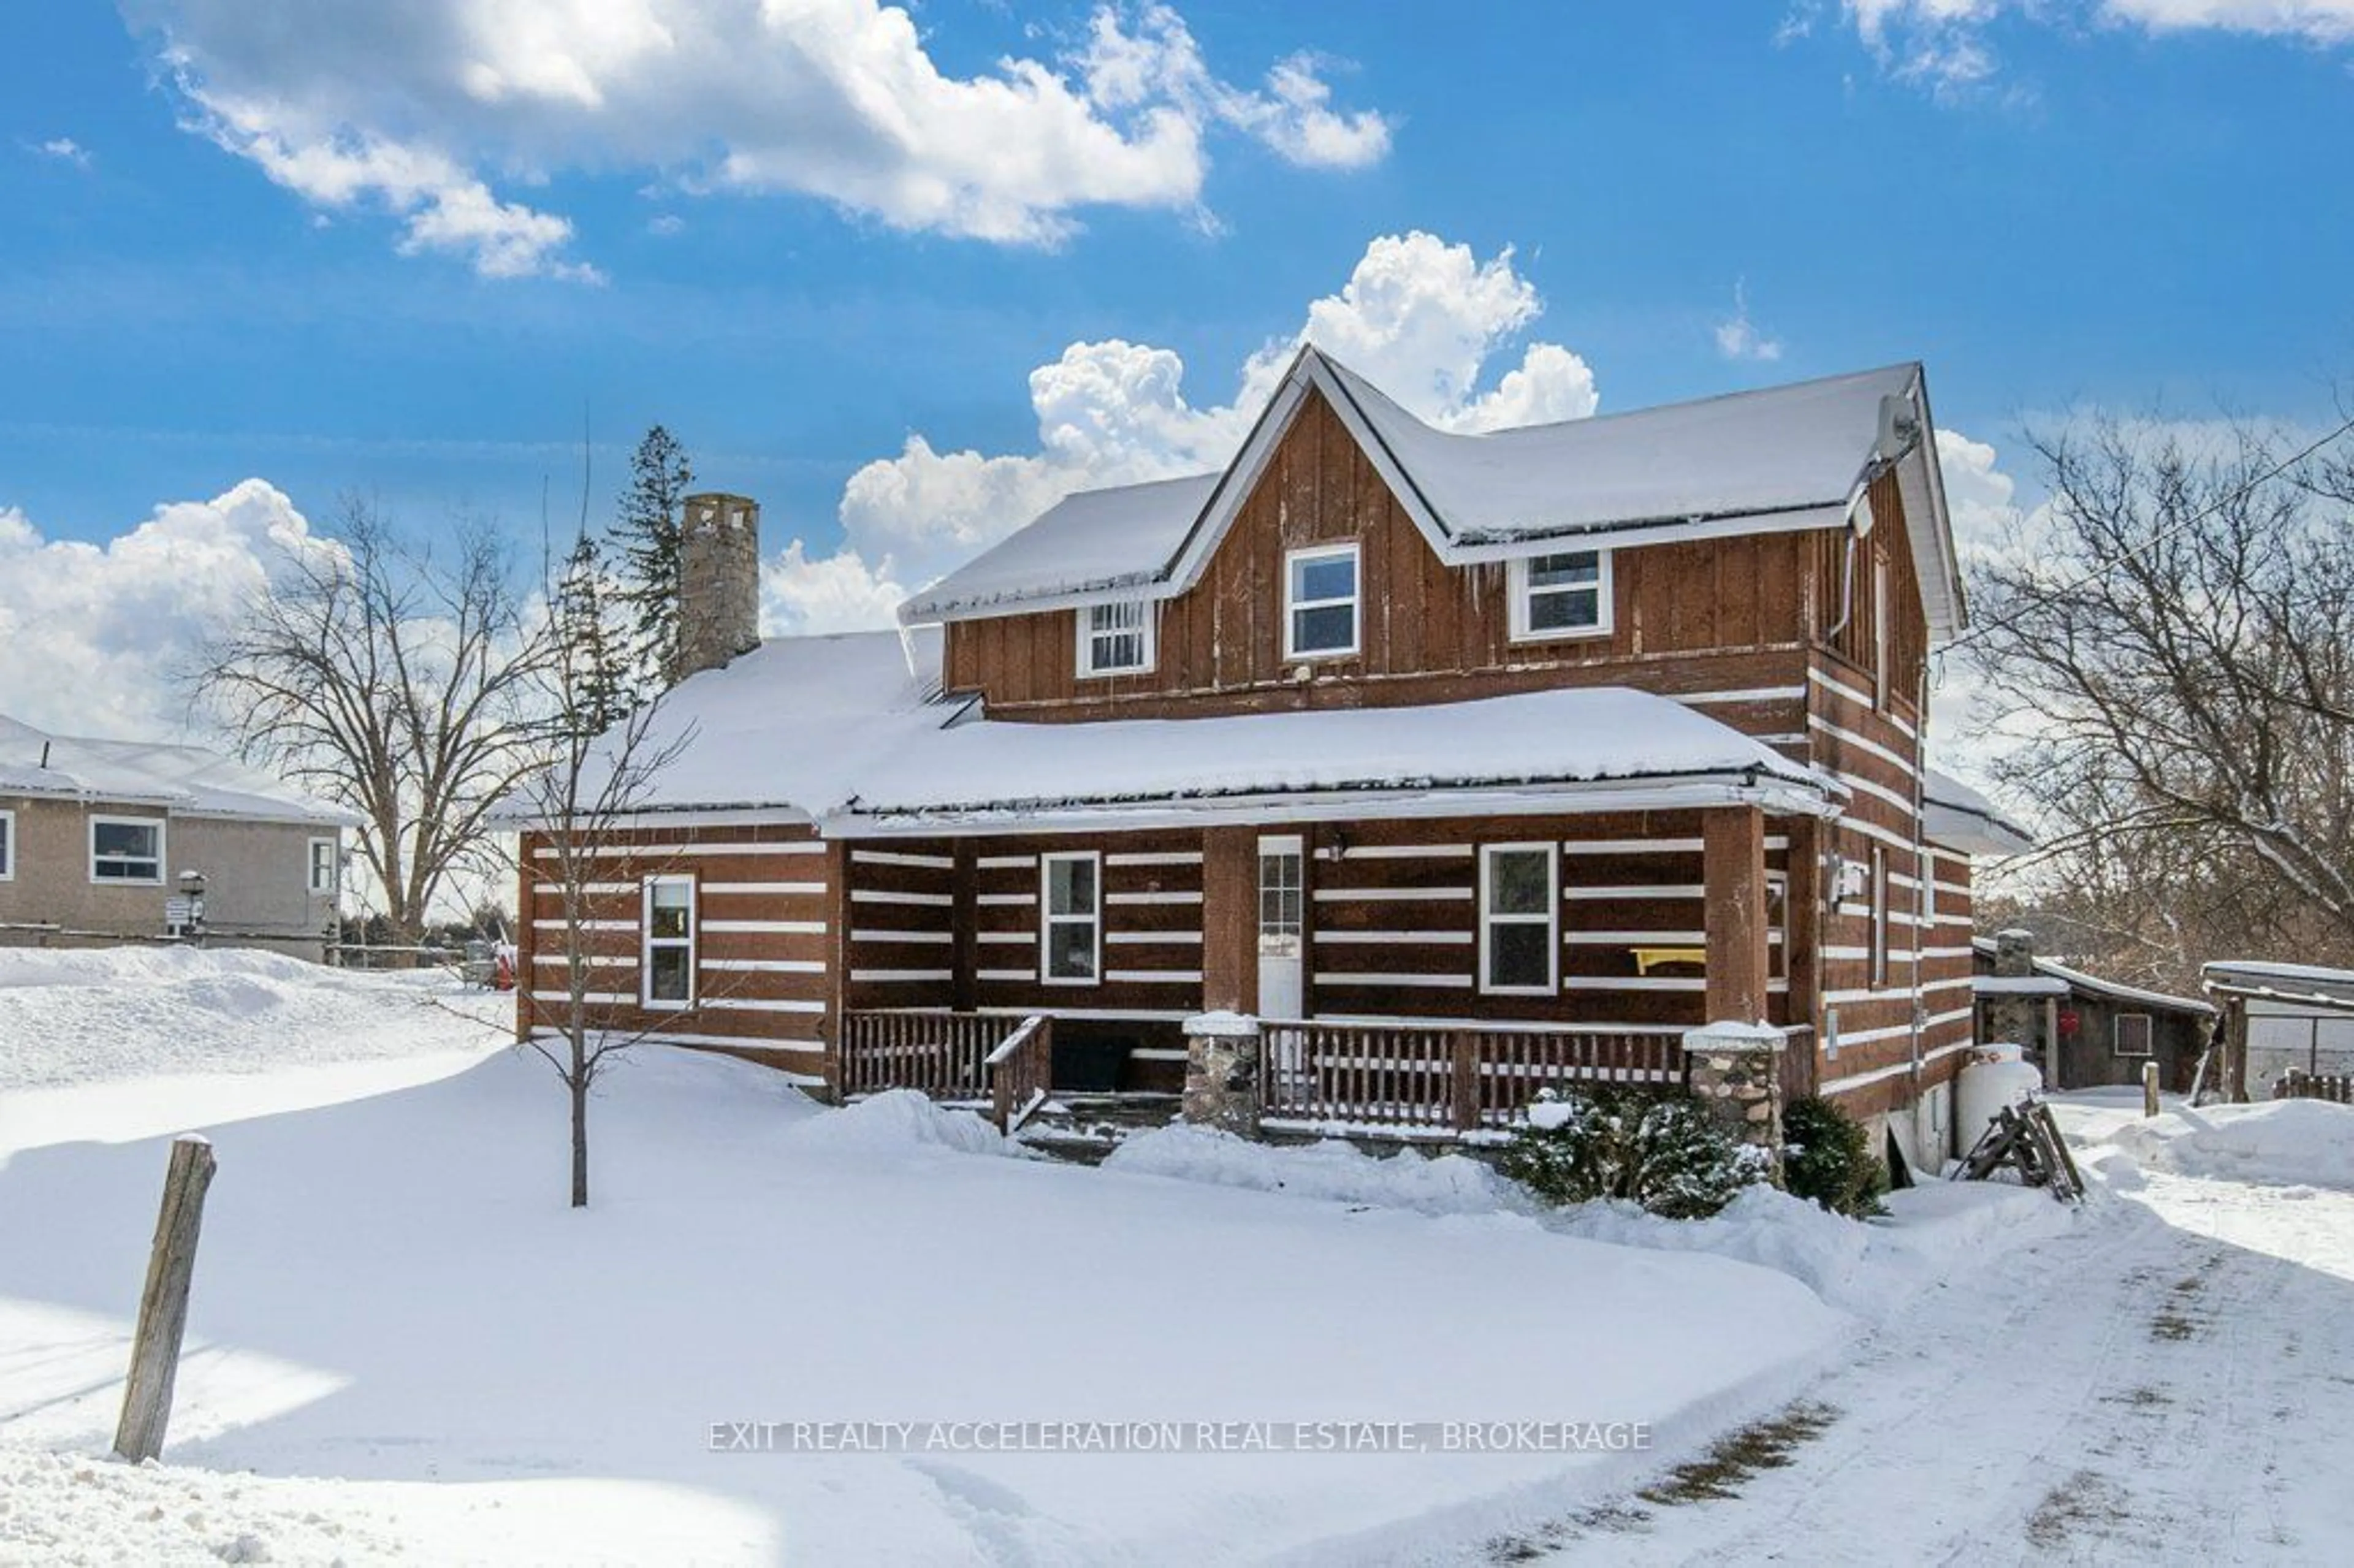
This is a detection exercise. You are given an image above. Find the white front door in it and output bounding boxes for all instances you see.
[1257,834,1305,1021]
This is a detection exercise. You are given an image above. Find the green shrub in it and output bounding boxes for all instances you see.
[1781,1095,1887,1218]
[1499,1085,1769,1220]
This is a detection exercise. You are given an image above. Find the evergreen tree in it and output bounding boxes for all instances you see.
[551,534,633,736]
[608,424,693,689]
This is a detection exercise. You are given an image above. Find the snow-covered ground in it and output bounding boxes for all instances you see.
[6,950,2346,1564]
[1507,1088,2354,1564]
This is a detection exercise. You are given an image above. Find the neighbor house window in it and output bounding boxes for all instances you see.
[1284,542,1360,659]
[2114,1013,2154,1058]
[642,876,696,1010]
[1077,599,1153,676]
[0,809,13,881]
[1480,843,1558,995]
[90,816,164,885]
[308,838,339,896]
[1508,549,1612,640]
[1040,851,1101,984]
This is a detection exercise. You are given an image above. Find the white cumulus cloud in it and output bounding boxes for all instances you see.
[124,0,1392,278]
[800,230,1599,619]
[0,482,343,740]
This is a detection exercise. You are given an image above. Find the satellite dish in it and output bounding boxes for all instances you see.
[1875,393,1921,464]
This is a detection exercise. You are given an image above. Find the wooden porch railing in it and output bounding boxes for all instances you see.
[1258,1018,1688,1137]
[838,1010,1054,1134]
[986,1014,1055,1134]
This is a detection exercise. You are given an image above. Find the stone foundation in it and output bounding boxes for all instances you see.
[1182,1011,1262,1136]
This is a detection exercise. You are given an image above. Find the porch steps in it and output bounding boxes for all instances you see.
[1013,1092,1183,1165]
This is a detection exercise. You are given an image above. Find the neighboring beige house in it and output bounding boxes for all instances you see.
[0,715,354,961]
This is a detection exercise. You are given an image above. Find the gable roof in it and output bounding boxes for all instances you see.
[0,715,357,827]
[902,346,1967,637]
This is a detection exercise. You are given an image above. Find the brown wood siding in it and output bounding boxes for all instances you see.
[943,388,1821,720]
[517,821,833,1079]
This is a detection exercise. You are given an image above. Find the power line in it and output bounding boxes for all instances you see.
[1942,411,2354,660]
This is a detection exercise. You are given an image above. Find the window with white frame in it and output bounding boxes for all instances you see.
[1284,542,1360,659]
[642,876,696,1009]
[308,837,339,896]
[1077,599,1153,677]
[2114,1013,2154,1057]
[1509,549,1612,640]
[0,809,13,881]
[90,816,164,885]
[1480,843,1558,994]
[1040,851,1101,984]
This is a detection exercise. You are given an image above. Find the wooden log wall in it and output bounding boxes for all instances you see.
[517,821,832,1082]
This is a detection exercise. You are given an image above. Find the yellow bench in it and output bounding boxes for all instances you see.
[1631,946,1707,975]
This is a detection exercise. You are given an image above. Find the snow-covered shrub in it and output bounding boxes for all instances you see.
[1500,1086,1768,1220]
[1781,1095,1887,1218]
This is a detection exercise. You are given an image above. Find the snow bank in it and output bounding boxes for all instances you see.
[1104,1125,1534,1217]
[784,1087,1028,1159]
[2090,1098,2354,1191]
[0,1442,774,1566]
[0,945,505,1095]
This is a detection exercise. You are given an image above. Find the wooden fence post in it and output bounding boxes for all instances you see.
[113,1135,217,1464]
[2142,1060,2161,1119]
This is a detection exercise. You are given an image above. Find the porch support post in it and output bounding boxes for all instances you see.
[1201,826,1258,1016]
[1702,805,1770,1026]
[949,841,977,1014]
[1682,1021,1786,1165]
[1782,816,1821,1099]
[1183,1013,1262,1137]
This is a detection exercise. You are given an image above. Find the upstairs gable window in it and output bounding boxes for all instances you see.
[1284,543,1360,659]
[1509,549,1612,641]
[1078,599,1153,677]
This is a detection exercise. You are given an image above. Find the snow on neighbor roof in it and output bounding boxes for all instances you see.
[903,347,1965,634]
[530,627,951,818]
[834,686,1840,828]
[2201,959,2354,1011]
[1971,935,2214,1016]
[0,714,356,827]
[1922,767,2035,856]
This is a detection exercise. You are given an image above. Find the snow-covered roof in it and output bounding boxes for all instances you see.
[1973,975,2072,998]
[2202,959,2354,1012]
[836,685,1838,830]
[0,715,356,828]
[525,628,952,818]
[508,643,1842,832]
[1973,936,2214,1016]
[902,348,1965,636]
[1922,767,2035,857]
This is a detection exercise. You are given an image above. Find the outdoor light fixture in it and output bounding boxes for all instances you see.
[1322,827,1352,864]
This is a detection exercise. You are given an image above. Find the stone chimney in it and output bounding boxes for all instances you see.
[669,492,761,683]
[1994,927,2036,979]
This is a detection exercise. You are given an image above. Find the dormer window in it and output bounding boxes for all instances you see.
[1078,599,1153,677]
[1509,549,1612,641]
[1284,543,1360,659]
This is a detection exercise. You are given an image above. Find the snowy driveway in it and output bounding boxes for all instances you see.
[1532,1109,2354,1565]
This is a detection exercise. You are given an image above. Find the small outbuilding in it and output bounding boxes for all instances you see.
[2199,960,2354,1101]
[1974,931,2214,1094]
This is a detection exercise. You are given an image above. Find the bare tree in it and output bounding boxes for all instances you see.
[1966,416,2354,986]
[503,553,699,1208]
[198,500,552,946]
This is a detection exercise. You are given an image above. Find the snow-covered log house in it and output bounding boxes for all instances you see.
[516,346,2011,1166]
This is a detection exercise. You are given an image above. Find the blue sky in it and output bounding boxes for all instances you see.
[2,1,2352,733]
